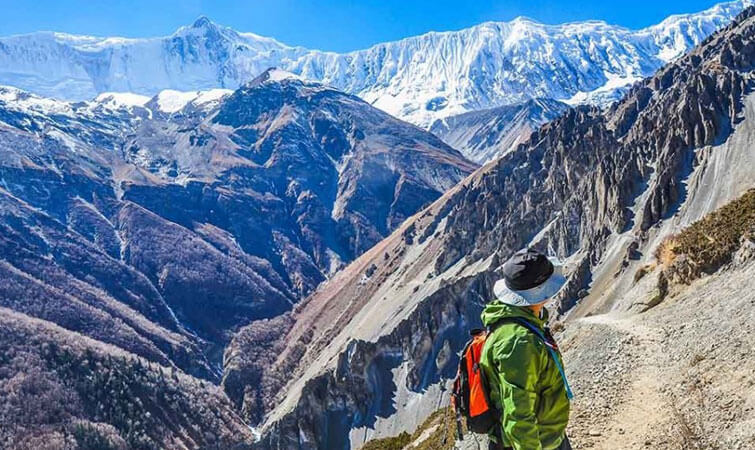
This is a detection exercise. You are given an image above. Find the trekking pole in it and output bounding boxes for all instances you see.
[454,406,464,440]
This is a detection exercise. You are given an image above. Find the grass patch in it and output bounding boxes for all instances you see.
[662,189,755,275]
[648,189,755,307]
[361,407,461,450]
[361,432,412,450]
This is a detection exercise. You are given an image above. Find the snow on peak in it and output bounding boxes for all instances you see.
[155,90,197,113]
[652,0,753,30]
[194,88,235,105]
[192,16,216,29]
[154,88,233,113]
[0,85,72,115]
[0,1,750,127]
[261,68,302,83]
[94,92,151,109]
[645,0,754,62]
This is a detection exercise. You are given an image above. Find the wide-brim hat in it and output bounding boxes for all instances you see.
[493,249,567,306]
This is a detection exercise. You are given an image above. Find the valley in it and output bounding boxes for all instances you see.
[0,71,473,376]
[239,6,755,448]
[0,2,754,450]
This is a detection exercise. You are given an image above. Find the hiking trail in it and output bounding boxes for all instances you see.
[563,261,755,450]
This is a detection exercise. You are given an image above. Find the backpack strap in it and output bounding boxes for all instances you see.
[511,318,574,400]
[488,317,574,400]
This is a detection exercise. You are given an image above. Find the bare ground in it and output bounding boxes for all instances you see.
[562,260,755,449]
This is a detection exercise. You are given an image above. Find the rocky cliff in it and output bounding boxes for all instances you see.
[229,7,755,448]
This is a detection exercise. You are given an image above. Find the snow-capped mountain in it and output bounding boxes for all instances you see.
[0,17,308,102]
[0,1,751,127]
[0,84,234,143]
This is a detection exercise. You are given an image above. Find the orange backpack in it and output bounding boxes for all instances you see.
[451,328,499,437]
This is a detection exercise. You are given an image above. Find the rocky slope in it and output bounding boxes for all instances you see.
[226,6,755,448]
[0,70,473,383]
[0,2,751,126]
[429,99,569,163]
[362,189,755,450]
[559,192,755,450]
[565,266,755,450]
[366,250,755,450]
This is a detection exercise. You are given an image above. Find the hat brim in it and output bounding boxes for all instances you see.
[493,258,567,306]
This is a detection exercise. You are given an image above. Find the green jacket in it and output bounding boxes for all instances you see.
[479,301,570,450]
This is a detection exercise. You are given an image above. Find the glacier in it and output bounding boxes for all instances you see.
[0,0,751,127]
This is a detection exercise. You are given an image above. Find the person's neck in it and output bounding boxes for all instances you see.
[528,304,544,318]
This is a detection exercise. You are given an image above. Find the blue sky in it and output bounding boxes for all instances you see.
[0,0,727,52]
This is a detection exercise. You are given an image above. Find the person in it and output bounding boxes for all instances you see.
[479,248,573,450]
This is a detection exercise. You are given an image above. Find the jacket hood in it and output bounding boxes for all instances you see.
[481,300,548,329]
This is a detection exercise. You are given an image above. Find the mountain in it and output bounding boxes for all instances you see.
[220,6,755,448]
[0,18,307,103]
[298,0,752,127]
[429,98,569,163]
[0,69,473,386]
[0,2,751,127]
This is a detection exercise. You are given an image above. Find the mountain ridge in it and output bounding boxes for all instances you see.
[0,72,474,381]
[2,4,754,449]
[429,98,570,163]
[0,1,751,126]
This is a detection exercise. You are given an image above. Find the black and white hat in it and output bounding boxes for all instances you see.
[493,248,567,306]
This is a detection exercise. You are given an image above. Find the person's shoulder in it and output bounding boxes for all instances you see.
[489,322,543,355]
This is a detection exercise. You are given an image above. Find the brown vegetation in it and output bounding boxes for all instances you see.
[655,236,681,267]
[663,189,755,271]
[633,262,657,283]
[0,308,253,450]
[652,189,755,302]
[670,189,755,273]
[361,407,461,450]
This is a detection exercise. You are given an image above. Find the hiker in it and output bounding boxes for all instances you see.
[482,248,572,450]
[453,248,573,450]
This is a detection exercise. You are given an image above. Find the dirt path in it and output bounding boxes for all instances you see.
[571,314,674,448]
[564,261,755,450]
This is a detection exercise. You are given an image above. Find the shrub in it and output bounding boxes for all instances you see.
[654,235,680,267]
[650,189,755,305]
[668,188,755,275]
[361,431,412,450]
[73,423,120,450]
